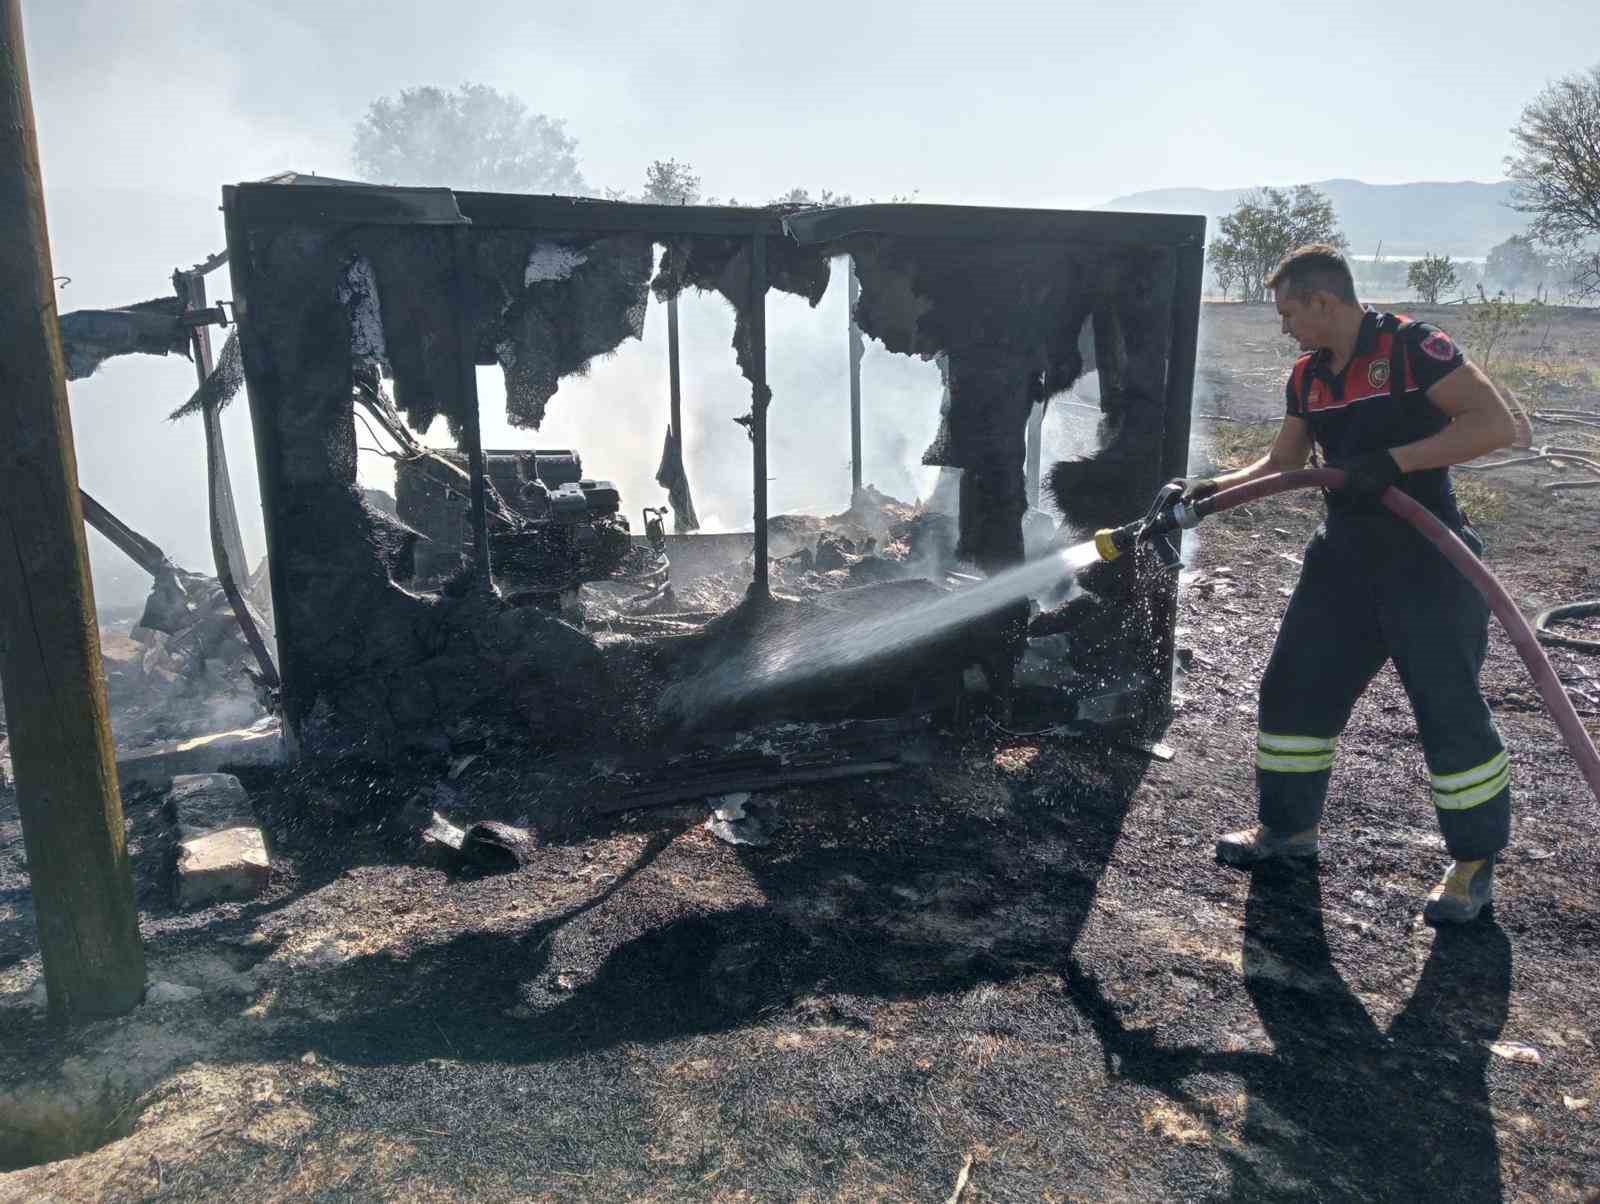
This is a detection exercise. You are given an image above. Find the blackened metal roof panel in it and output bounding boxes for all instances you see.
[453,191,787,237]
[232,182,468,226]
[227,180,1206,246]
[782,203,1206,247]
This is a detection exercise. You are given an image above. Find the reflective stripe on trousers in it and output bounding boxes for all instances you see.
[1256,731,1337,774]
[1431,750,1510,811]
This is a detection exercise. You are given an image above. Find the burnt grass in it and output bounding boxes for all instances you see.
[3,303,1600,1201]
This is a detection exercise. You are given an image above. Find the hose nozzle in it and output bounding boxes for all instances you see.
[1095,483,1215,567]
[1093,524,1139,562]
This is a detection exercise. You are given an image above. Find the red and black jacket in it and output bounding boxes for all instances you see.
[1286,309,1467,522]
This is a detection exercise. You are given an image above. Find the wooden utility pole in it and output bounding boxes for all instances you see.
[0,0,146,1019]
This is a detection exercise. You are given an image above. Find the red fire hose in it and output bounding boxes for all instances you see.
[1195,468,1600,803]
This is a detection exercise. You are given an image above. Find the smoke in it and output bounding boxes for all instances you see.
[359,254,948,535]
[1034,372,1106,526]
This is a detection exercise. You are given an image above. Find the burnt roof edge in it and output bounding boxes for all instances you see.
[227,181,1205,246]
[232,181,468,226]
[783,203,1207,247]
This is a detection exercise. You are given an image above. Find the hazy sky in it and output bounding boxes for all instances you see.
[18,1,1598,606]
[27,0,1598,211]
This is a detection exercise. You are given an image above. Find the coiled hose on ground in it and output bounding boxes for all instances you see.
[1536,601,1600,655]
[1188,468,1600,804]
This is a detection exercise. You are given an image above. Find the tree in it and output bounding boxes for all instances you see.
[769,187,855,207]
[1485,234,1550,296]
[641,158,702,205]
[1507,64,1600,297]
[352,84,586,194]
[1465,294,1534,370]
[1209,241,1241,300]
[1548,243,1600,303]
[1206,185,1348,303]
[1407,253,1458,304]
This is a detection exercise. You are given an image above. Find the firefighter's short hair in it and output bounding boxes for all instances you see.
[1267,244,1357,305]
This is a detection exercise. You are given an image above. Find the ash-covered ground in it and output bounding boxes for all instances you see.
[1,303,1598,1202]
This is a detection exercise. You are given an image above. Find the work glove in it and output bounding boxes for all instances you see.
[1331,449,1402,500]
[1165,477,1219,505]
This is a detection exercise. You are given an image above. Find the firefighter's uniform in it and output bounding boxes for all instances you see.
[1255,310,1511,860]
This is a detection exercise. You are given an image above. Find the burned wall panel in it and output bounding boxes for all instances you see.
[493,234,652,429]
[226,203,614,760]
[784,213,1196,726]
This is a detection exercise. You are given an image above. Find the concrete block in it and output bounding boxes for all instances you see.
[117,721,284,793]
[165,773,253,838]
[176,827,270,909]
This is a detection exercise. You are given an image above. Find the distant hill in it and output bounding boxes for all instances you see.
[1098,179,1525,259]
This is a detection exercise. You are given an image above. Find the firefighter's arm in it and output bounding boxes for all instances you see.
[1210,416,1313,491]
[1390,360,1521,473]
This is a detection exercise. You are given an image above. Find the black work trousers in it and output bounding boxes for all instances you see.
[1255,510,1511,860]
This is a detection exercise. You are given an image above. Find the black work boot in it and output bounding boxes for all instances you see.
[1422,857,1495,924]
[1215,825,1320,867]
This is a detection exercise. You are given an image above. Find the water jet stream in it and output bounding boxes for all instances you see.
[661,540,1105,722]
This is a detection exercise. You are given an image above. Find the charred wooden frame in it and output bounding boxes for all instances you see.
[222,180,1203,758]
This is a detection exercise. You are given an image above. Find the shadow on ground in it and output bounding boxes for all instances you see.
[1070,861,1511,1202]
[266,745,1145,1068]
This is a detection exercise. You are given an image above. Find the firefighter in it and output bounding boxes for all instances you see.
[1179,244,1522,923]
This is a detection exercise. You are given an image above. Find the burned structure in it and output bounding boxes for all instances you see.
[221,182,1203,760]
[40,252,280,753]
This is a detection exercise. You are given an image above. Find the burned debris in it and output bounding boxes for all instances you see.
[56,296,193,381]
[47,253,280,758]
[393,445,635,599]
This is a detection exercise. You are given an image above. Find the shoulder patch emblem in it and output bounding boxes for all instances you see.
[1367,359,1390,390]
[1420,330,1457,362]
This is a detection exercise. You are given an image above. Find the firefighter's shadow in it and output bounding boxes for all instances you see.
[271,745,1147,1069]
[1069,865,1511,1203]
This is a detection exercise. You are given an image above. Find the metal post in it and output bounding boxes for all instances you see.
[1024,400,1044,508]
[749,231,770,601]
[182,272,245,583]
[451,224,491,588]
[0,0,146,1019]
[666,292,687,532]
[847,256,863,502]
[667,294,682,460]
[180,269,279,688]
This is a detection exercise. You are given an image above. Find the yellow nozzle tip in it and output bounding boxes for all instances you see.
[1093,529,1122,562]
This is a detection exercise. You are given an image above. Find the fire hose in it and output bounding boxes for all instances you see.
[1535,601,1600,655]
[1092,467,1600,804]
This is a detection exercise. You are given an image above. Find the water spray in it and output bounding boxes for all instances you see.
[1095,467,1600,805]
